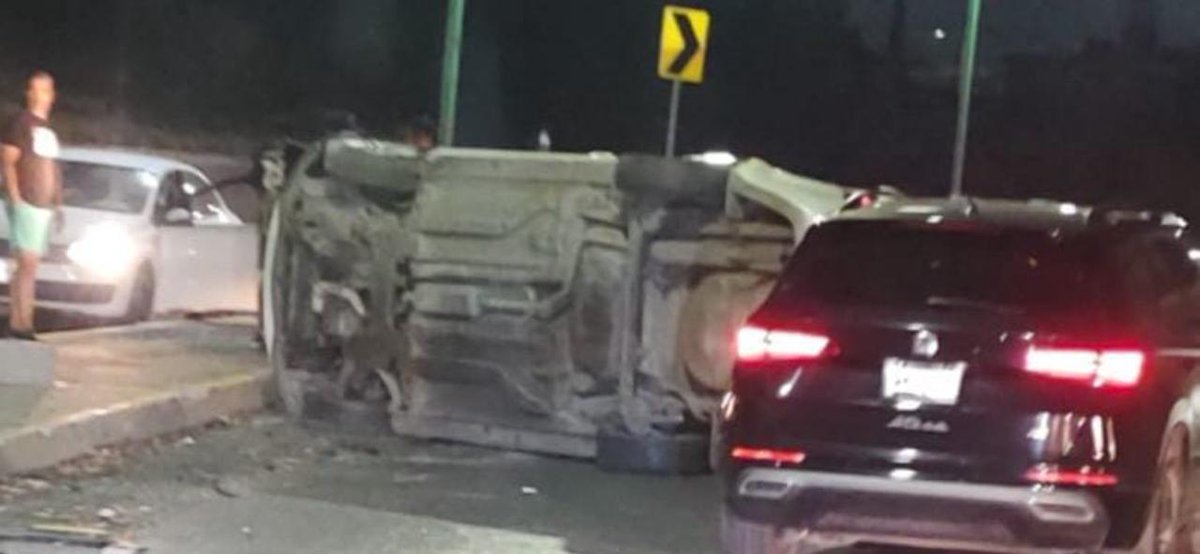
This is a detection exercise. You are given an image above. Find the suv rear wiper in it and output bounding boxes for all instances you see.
[925,296,1025,315]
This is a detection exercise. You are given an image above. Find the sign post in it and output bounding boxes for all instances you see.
[950,0,982,197]
[658,5,710,157]
[438,0,467,147]
[665,81,682,158]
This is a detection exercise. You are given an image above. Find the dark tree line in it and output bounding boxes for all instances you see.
[0,1,1196,218]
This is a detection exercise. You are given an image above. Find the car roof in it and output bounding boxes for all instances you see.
[58,146,205,177]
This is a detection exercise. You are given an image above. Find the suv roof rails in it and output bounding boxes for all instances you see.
[1088,206,1188,229]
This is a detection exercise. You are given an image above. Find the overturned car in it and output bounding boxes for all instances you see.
[261,137,856,471]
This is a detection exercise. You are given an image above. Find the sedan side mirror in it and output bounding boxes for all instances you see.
[163,207,192,225]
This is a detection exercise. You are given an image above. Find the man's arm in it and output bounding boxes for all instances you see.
[53,162,62,207]
[52,162,63,232]
[2,145,21,204]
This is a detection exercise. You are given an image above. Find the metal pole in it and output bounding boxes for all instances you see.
[665,80,682,157]
[950,0,982,198]
[438,0,467,146]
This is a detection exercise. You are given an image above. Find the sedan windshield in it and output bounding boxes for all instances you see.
[61,161,155,214]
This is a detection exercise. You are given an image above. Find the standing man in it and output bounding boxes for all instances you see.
[3,71,61,340]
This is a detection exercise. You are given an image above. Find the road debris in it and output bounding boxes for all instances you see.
[338,442,382,457]
[520,486,539,496]
[101,545,145,554]
[391,473,430,484]
[28,522,110,538]
[20,478,51,492]
[250,414,286,428]
[214,476,250,498]
[0,527,144,552]
[267,457,301,473]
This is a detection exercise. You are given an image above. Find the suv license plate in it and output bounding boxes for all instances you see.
[882,358,967,406]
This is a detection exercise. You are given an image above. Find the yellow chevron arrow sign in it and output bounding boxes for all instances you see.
[658,5,710,84]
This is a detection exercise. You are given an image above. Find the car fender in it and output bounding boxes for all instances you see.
[1164,362,1200,463]
[1184,376,1200,464]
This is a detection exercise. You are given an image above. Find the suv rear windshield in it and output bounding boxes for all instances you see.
[776,221,1112,318]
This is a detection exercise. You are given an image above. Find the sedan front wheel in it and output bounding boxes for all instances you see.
[122,263,155,323]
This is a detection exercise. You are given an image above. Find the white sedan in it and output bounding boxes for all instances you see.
[0,147,259,321]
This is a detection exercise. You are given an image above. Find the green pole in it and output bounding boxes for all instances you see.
[438,0,467,146]
[950,0,982,198]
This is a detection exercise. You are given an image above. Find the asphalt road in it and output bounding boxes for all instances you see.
[0,416,725,554]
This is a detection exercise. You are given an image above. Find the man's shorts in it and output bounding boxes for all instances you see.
[7,201,53,257]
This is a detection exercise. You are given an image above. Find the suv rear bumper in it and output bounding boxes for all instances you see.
[727,468,1109,553]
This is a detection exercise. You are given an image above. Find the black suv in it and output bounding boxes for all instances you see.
[719,198,1200,554]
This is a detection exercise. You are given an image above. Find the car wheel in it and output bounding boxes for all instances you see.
[1153,428,1193,554]
[1119,427,1193,554]
[122,264,155,323]
[720,508,800,554]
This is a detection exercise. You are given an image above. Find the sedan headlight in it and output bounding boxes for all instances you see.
[66,223,139,279]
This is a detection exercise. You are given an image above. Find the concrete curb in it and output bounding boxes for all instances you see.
[44,319,216,341]
[0,372,269,475]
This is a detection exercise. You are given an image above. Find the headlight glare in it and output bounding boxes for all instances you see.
[66,223,139,279]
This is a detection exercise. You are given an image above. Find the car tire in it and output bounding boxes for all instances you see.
[720,508,799,554]
[268,228,318,419]
[270,332,308,418]
[1116,426,1193,554]
[122,264,155,324]
[709,413,724,473]
[614,155,729,209]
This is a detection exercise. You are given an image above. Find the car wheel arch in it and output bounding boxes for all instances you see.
[1166,396,1195,461]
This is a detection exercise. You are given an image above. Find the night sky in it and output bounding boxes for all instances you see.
[851,0,1200,65]
[0,1,1197,215]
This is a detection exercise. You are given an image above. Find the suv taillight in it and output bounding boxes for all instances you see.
[1025,464,1118,487]
[736,326,833,362]
[731,446,807,465]
[1024,345,1144,388]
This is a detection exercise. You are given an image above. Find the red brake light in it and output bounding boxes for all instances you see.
[1025,465,1118,487]
[1024,345,1144,388]
[731,446,807,465]
[736,326,832,362]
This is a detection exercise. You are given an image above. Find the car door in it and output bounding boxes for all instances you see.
[153,170,259,313]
